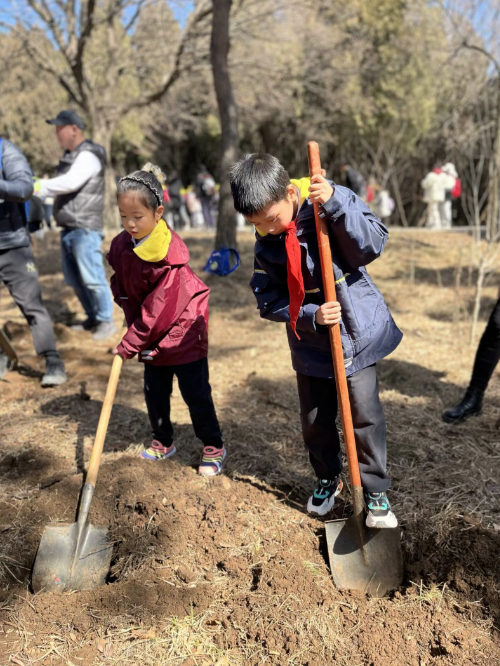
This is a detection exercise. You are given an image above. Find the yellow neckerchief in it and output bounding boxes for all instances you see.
[290,177,311,206]
[133,218,172,262]
[255,178,311,237]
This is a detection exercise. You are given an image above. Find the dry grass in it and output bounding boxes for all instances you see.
[4,606,253,665]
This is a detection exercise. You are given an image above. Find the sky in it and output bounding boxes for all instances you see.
[0,0,194,31]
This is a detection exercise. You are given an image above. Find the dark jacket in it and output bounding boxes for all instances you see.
[107,225,210,366]
[250,184,402,378]
[168,175,184,210]
[0,139,34,251]
[344,167,366,198]
[53,140,106,231]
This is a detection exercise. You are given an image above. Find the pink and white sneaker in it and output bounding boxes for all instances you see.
[198,445,226,476]
[140,440,177,461]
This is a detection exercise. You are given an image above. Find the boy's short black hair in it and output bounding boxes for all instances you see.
[229,153,290,216]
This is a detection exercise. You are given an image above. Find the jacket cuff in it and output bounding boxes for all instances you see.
[298,303,319,332]
[319,188,348,220]
[117,341,136,360]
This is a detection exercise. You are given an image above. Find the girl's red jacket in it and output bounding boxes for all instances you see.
[107,228,210,366]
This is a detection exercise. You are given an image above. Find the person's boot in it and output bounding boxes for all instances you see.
[92,321,118,341]
[71,317,97,332]
[0,351,10,380]
[41,352,67,387]
[442,388,483,424]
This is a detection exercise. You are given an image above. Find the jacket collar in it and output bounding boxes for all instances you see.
[133,218,172,262]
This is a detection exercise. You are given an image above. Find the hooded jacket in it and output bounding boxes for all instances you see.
[107,220,210,365]
[0,139,34,251]
[250,180,402,378]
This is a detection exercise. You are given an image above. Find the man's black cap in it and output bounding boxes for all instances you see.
[46,110,85,130]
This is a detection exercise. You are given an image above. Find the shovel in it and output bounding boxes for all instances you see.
[0,326,18,370]
[32,351,123,593]
[307,142,403,597]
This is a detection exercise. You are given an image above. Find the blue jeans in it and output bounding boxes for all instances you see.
[61,228,114,323]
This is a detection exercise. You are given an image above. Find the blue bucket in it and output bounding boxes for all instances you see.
[203,247,240,276]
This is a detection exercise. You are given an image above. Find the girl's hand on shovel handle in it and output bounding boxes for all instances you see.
[309,173,334,205]
[315,301,342,326]
[111,347,126,360]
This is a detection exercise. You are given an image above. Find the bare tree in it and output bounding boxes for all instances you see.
[454,100,500,342]
[440,0,500,341]
[440,0,500,235]
[3,0,212,227]
[211,0,239,249]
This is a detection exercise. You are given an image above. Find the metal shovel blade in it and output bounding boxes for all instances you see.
[325,516,403,597]
[31,521,112,593]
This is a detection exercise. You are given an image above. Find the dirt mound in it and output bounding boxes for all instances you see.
[0,457,499,665]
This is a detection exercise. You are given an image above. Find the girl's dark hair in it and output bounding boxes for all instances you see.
[117,163,166,211]
[229,153,290,216]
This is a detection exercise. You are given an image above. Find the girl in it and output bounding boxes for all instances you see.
[108,163,226,476]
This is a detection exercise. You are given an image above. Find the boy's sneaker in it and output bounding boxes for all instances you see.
[364,491,398,529]
[140,440,177,461]
[198,445,226,476]
[307,477,343,516]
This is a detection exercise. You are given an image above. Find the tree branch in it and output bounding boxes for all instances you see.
[460,40,500,75]
[19,28,84,107]
[123,0,148,32]
[121,0,213,113]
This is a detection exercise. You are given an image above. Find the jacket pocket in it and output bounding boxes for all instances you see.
[340,273,383,342]
[250,271,271,293]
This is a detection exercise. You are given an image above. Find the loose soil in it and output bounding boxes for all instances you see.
[1,229,500,665]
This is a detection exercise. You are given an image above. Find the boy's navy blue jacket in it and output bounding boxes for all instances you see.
[250,183,402,378]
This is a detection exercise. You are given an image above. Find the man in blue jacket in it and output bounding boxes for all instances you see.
[230,153,402,529]
[0,138,66,386]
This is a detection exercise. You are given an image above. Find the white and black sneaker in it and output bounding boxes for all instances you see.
[307,477,343,516]
[364,491,398,529]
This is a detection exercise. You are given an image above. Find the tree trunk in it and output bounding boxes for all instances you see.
[92,116,121,232]
[470,264,485,345]
[486,83,500,241]
[211,0,239,250]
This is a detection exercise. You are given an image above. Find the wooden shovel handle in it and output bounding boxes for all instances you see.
[307,142,362,489]
[85,334,125,488]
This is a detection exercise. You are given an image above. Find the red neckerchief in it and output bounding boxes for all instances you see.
[284,217,305,339]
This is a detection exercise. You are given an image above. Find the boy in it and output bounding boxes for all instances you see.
[229,154,402,528]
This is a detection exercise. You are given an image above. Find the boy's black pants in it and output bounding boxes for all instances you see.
[469,297,500,393]
[296,364,390,493]
[144,358,223,449]
[0,246,57,355]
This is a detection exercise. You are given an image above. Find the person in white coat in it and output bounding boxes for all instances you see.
[421,163,449,229]
[440,163,458,229]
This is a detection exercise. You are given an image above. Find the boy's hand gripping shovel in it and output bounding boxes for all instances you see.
[32,350,124,593]
[307,142,403,597]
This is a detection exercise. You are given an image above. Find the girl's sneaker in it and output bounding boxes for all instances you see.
[364,491,398,529]
[140,440,177,461]
[198,445,226,476]
[307,477,343,516]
